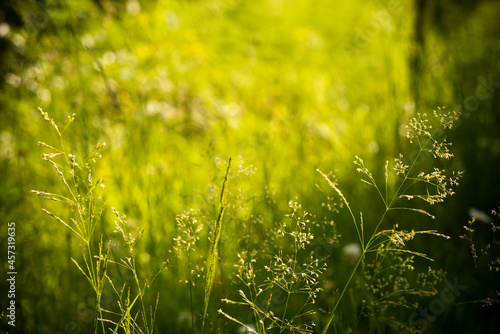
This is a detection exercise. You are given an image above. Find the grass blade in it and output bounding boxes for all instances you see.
[201,157,231,333]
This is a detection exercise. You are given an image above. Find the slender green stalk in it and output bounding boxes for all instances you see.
[201,157,231,333]
[322,255,363,334]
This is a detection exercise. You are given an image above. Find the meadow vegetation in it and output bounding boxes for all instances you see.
[1,0,500,333]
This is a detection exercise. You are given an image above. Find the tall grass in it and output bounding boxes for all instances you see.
[318,109,462,332]
[32,108,169,333]
[31,107,109,332]
[202,157,231,333]
[32,108,466,333]
[217,109,466,333]
[30,102,500,333]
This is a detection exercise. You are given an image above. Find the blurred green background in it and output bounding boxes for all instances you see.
[1,0,499,333]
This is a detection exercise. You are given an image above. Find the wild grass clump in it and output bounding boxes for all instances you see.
[316,109,463,333]
[219,200,335,333]
[33,107,470,333]
[206,109,466,333]
[32,108,169,333]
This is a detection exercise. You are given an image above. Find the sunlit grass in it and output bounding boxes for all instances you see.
[2,0,499,333]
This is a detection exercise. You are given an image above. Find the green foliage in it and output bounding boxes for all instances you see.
[219,200,330,333]
[202,157,231,333]
[319,110,462,333]
[32,109,169,333]
[1,0,500,333]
